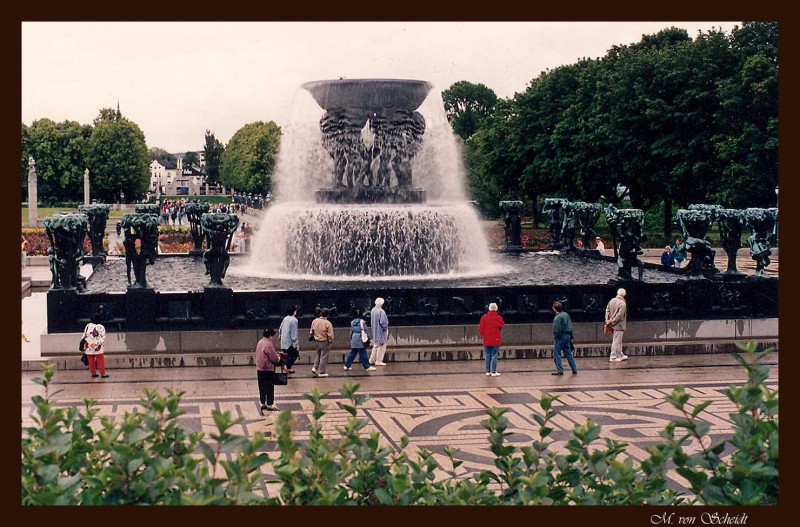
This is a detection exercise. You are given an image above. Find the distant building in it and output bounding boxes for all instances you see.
[149,157,206,196]
[149,158,179,196]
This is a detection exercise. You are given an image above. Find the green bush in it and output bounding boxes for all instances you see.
[21,342,777,505]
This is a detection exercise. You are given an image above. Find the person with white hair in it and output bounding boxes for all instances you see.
[479,302,505,376]
[605,288,629,362]
[369,297,390,366]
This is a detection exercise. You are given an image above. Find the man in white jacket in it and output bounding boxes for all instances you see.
[370,297,390,366]
[605,288,629,362]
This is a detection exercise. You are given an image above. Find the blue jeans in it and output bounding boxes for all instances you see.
[484,346,499,373]
[345,347,371,369]
[553,333,577,374]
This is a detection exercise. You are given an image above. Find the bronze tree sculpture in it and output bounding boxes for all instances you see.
[43,213,88,290]
[201,213,240,287]
[120,213,159,288]
[78,204,110,257]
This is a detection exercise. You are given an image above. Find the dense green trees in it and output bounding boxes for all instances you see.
[441,81,498,140]
[148,147,176,165]
[454,22,778,240]
[22,108,150,204]
[182,151,199,167]
[203,130,225,186]
[83,108,150,203]
[218,121,281,194]
[21,119,92,204]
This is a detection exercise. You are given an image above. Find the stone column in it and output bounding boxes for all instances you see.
[83,168,90,205]
[27,157,38,228]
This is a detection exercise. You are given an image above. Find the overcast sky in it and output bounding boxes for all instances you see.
[22,21,740,153]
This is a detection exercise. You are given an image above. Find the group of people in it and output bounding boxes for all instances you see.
[230,222,253,253]
[479,288,630,376]
[254,297,391,412]
[160,199,187,226]
[76,291,630,411]
[661,238,687,268]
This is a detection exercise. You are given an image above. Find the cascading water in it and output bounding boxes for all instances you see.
[244,79,494,279]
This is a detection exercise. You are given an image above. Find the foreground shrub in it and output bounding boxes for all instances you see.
[21,342,777,504]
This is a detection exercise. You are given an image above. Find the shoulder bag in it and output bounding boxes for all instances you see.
[360,319,370,344]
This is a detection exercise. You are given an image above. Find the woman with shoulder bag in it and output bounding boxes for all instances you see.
[84,312,108,379]
[255,328,287,414]
[343,308,376,372]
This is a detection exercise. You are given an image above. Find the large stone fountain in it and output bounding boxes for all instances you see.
[247,78,491,277]
[40,79,777,367]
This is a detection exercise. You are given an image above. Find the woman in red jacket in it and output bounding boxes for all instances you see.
[479,302,505,377]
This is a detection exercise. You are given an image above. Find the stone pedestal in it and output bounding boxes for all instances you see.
[47,289,80,333]
[678,279,717,318]
[203,287,235,328]
[125,288,158,330]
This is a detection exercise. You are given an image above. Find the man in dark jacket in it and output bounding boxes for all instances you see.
[552,301,577,376]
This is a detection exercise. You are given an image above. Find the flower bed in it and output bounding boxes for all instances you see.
[22,227,195,255]
[483,223,551,250]
[22,228,91,256]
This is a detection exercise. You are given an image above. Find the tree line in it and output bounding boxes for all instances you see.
[445,22,777,240]
[21,109,281,204]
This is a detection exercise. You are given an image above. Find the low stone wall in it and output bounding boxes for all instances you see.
[37,317,778,370]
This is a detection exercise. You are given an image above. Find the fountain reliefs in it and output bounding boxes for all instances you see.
[305,79,431,204]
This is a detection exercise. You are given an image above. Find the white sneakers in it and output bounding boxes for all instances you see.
[317,373,329,378]
[486,372,491,376]
[311,368,317,374]
[490,372,501,377]
[343,366,352,371]
[366,366,377,371]
[375,362,387,366]
[610,355,629,362]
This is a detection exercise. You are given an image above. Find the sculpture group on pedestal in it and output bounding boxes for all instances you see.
[185,201,210,252]
[43,213,88,290]
[605,205,645,282]
[201,213,240,287]
[78,204,111,257]
[542,198,567,250]
[121,213,159,288]
[678,206,719,280]
[744,208,778,278]
[572,202,603,254]
[499,201,523,250]
[716,208,746,278]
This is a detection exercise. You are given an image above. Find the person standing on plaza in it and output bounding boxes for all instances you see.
[279,306,300,374]
[595,236,605,252]
[310,308,334,377]
[671,239,687,269]
[551,301,577,376]
[21,235,29,266]
[605,288,629,362]
[344,308,377,372]
[255,328,285,414]
[661,245,675,267]
[479,302,505,377]
[83,312,109,379]
[369,297,390,366]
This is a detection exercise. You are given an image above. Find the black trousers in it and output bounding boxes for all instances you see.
[257,370,275,405]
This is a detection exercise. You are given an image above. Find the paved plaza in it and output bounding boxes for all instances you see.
[22,352,778,499]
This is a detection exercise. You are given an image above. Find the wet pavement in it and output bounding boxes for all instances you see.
[21,352,779,499]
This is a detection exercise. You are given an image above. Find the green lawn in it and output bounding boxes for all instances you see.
[22,207,127,224]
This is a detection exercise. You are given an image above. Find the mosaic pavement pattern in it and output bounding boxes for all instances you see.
[22,376,776,499]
